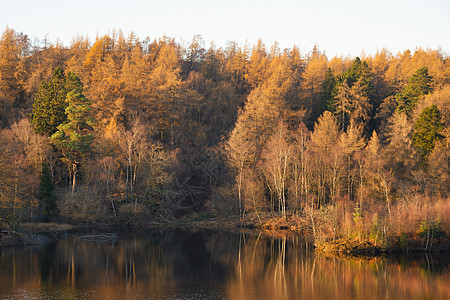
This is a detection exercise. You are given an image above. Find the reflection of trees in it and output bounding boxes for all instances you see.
[223,232,450,300]
[0,230,449,299]
[227,233,310,299]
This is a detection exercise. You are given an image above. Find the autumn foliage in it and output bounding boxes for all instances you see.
[0,28,448,234]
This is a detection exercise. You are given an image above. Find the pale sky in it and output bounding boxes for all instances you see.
[1,0,449,57]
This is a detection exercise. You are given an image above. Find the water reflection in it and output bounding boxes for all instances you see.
[0,229,448,299]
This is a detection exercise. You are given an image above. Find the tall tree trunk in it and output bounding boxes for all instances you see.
[72,163,77,194]
[133,164,138,210]
[237,165,243,218]
[125,163,130,203]
[171,93,175,149]
[359,159,363,209]
[13,169,18,224]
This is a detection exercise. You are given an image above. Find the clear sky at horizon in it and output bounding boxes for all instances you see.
[1,0,449,57]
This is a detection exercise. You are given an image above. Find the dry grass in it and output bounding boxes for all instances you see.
[312,194,449,252]
[390,196,450,234]
[20,222,74,233]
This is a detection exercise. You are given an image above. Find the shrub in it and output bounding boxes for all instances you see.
[57,188,113,224]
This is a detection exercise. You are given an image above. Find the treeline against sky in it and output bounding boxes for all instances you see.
[0,27,448,226]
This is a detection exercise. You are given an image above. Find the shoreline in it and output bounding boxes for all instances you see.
[1,216,449,256]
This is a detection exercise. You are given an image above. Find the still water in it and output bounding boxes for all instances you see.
[0,229,449,300]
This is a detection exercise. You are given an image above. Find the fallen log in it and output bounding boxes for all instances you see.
[78,233,118,242]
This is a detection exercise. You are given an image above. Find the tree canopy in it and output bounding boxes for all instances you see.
[0,28,448,227]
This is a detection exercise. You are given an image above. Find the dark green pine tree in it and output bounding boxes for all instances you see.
[318,68,336,116]
[31,67,68,135]
[50,72,94,194]
[396,67,433,116]
[39,163,56,221]
[341,57,363,87]
[340,57,375,99]
[330,58,375,133]
[332,57,375,117]
[412,105,444,162]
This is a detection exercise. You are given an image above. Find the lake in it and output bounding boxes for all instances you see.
[0,229,449,299]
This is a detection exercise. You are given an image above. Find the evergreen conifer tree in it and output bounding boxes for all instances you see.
[319,68,336,114]
[50,73,94,193]
[412,104,444,162]
[396,67,433,115]
[340,57,375,99]
[31,67,68,135]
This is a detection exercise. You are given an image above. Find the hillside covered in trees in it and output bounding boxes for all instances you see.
[0,28,448,242]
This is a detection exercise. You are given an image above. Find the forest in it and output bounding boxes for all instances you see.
[0,27,448,245]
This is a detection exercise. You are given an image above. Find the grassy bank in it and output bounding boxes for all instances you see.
[310,195,449,255]
[2,194,449,256]
[227,194,450,255]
